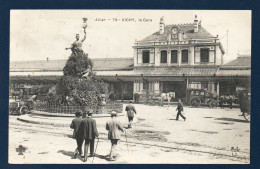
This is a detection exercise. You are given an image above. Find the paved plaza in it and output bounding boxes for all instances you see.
[9,104,250,164]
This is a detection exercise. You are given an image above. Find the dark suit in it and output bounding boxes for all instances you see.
[176,102,186,121]
[81,116,99,157]
[70,117,84,155]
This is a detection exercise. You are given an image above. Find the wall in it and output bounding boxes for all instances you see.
[135,43,223,66]
[194,45,215,65]
[215,45,222,65]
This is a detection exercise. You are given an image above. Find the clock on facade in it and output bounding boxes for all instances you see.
[172,28,178,34]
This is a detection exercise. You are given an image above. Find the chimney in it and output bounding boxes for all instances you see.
[194,15,199,33]
[159,16,165,35]
[167,33,171,41]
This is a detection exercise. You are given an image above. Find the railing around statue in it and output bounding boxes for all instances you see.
[33,101,123,114]
[33,102,94,114]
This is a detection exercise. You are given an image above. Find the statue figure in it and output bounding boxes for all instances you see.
[66,18,88,56]
[65,27,86,55]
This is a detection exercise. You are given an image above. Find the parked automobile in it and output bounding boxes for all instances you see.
[9,95,35,115]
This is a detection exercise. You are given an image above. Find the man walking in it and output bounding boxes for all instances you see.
[125,101,137,128]
[81,110,99,162]
[176,99,186,121]
[70,110,84,159]
[106,111,125,161]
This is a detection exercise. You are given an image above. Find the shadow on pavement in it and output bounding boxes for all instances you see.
[57,150,111,162]
[169,119,176,120]
[93,154,111,161]
[215,117,248,123]
[57,150,84,162]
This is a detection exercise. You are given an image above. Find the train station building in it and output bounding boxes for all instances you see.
[10,15,251,102]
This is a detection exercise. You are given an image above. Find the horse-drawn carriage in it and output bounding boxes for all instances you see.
[146,92,176,106]
[238,90,251,122]
[186,89,218,108]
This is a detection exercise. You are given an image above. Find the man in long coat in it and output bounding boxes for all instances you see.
[81,110,99,162]
[125,101,137,128]
[70,110,84,159]
[106,111,125,161]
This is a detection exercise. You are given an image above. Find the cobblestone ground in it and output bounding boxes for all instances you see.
[9,104,250,164]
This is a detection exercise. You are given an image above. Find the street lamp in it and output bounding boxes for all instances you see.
[82,18,88,29]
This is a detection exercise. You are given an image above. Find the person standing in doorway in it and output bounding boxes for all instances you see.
[70,110,84,159]
[176,99,186,121]
[125,101,137,128]
[134,93,140,103]
[106,111,125,161]
[81,110,99,162]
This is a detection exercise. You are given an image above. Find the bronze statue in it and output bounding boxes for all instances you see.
[66,18,88,55]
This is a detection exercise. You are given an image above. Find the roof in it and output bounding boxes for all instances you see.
[88,67,251,77]
[216,69,251,76]
[10,67,250,78]
[133,67,218,76]
[10,58,134,71]
[140,24,215,42]
[223,56,251,67]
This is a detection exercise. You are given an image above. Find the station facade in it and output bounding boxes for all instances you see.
[10,15,251,102]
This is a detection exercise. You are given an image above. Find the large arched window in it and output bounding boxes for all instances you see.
[181,50,188,63]
[171,50,178,63]
[160,50,167,63]
[142,51,150,63]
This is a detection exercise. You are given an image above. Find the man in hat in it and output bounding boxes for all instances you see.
[81,110,99,162]
[125,101,137,128]
[176,99,186,121]
[106,111,125,161]
[70,109,84,159]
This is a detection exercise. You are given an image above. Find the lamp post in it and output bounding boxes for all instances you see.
[82,18,88,29]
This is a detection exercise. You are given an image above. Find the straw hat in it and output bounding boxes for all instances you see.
[111,111,117,117]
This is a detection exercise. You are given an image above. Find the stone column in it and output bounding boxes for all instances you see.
[189,46,194,65]
[216,82,220,96]
[178,48,181,66]
[154,47,160,66]
[167,50,171,66]
[154,81,160,94]
[133,48,138,66]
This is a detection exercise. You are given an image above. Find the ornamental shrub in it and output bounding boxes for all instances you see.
[46,53,108,108]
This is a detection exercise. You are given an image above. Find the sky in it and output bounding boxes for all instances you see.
[10,10,251,64]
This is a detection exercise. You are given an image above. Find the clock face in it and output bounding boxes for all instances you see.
[172,28,178,34]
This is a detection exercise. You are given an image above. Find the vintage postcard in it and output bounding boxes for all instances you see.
[9,10,251,164]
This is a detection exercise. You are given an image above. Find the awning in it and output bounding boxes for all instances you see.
[216,69,251,76]
[133,67,218,76]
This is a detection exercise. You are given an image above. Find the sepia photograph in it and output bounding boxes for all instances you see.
[9,10,251,164]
